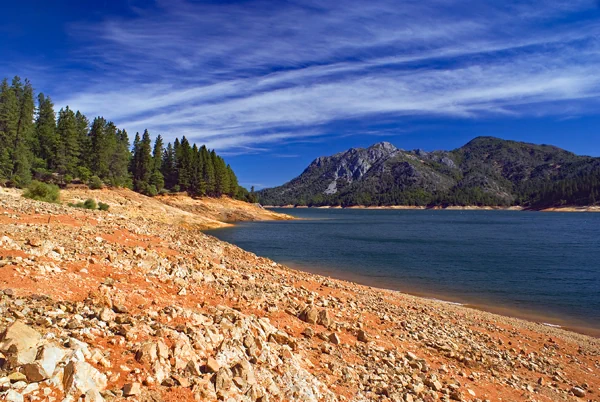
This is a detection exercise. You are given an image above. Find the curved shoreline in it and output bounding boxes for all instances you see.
[279,260,600,339]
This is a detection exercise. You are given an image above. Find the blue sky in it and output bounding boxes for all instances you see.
[1,0,600,188]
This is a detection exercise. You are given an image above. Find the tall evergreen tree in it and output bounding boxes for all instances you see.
[176,136,193,191]
[8,77,34,185]
[161,142,176,190]
[75,111,91,170]
[55,107,80,175]
[226,164,239,197]
[0,78,19,180]
[132,129,153,193]
[212,150,230,196]
[149,134,164,191]
[89,117,108,178]
[200,145,215,195]
[34,93,57,169]
[109,129,131,187]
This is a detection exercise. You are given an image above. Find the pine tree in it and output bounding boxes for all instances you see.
[192,144,206,195]
[149,135,164,191]
[34,93,57,169]
[132,129,153,193]
[212,151,230,196]
[75,111,91,170]
[176,136,193,191]
[12,78,34,185]
[109,129,131,187]
[226,164,239,197]
[0,78,19,180]
[89,117,108,177]
[55,107,80,175]
[152,134,164,172]
[201,145,215,195]
[161,142,176,190]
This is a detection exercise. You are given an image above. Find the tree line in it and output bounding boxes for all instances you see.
[0,76,252,200]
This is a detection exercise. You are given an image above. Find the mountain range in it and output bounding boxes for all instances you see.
[258,137,600,208]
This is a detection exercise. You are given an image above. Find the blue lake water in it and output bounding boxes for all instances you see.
[206,209,600,335]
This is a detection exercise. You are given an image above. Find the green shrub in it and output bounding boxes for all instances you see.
[88,175,103,190]
[23,181,60,203]
[98,202,110,211]
[171,185,181,193]
[64,174,73,185]
[77,167,92,182]
[83,198,97,209]
[158,188,170,196]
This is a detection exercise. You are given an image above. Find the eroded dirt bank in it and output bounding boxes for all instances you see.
[0,189,598,402]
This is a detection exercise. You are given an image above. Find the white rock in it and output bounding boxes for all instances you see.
[63,360,108,397]
[3,390,24,402]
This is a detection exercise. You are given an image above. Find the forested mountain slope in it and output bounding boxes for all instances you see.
[258,137,600,208]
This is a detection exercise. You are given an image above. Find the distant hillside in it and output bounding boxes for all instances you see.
[258,137,600,208]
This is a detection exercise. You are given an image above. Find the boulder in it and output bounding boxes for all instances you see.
[571,387,586,397]
[35,344,67,379]
[123,382,141,397]
[63,360,108,397]
[206,357,220,373]
[298,305,319,324]
[317,310,332,327]
[0,321,42,366]
[99,308,116,323]
[135,342,158,364]
[329,333,341,345]
[214,367,233,394]
[3,390,24,402]
[20,363,47,382]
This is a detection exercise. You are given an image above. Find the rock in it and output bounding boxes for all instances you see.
[0,321,42,366]
[329,333,341,345]
[99,307,116,322]
[571,387,586,397]
[214,367,232,394]
[357,329,368,342]
[28,238,42,247]
[317,309,332,327]
[302,327,314,338]
[63,360,108,397]
[231,359,255,385]
[405,351,418,361]
[7,372,27,383]
[426,379,443,391]
[206,357,220,373]
[136,342,158,364]
[112,303,128,314]
[123,382,141,397]
[298,305,319,324]
[20,363,47,382]
[3,389,24,402]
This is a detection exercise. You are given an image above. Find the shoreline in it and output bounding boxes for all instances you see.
[2,190,599,400]
[264,204,600,212]
[279,260,600,339]
[207,211,600,339]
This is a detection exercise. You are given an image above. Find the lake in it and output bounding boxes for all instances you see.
[206,208,600,335]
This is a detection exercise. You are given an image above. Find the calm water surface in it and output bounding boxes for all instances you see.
[206,209,600,334]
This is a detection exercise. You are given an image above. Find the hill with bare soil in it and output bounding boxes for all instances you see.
[155,193,294,224]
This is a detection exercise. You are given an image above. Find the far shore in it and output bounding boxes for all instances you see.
[264,204,600,212]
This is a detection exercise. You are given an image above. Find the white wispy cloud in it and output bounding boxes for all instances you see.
[51,0,600,152]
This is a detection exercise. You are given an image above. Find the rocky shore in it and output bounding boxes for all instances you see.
[0,189,598,401]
